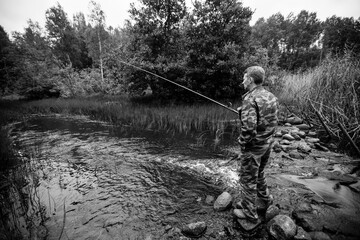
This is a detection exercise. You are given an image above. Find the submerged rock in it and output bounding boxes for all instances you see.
[294,226,311,240]
[214,192,232,211]
[267,215,297,240]
[181,221,207,238]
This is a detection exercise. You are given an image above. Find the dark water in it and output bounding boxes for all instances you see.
[12,116,226,240]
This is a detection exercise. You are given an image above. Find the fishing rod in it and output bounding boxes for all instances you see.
[119,60,238,114]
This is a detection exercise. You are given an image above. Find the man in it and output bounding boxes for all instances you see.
[234,66,279,231]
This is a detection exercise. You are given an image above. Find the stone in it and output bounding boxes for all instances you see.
[289,151,305,159]
[214,192,232,211]
[181,222,207,238]
[280,139,291,145]
[265,205,280,222]
[285,123,292,127]
[306,137,320,143]
[237,218,262,232]
[275,131,283,137]
[286,116,303,125]
[308,131,317,137]
[290,132,301,140]
[281,129,289,135]
[296,124,310,130]
[205,195,214,205]
[297,131,306,138]
[283,134,295,141]
[233,209,246,219]
[294,226,311,240]
[309,231,331,240]
[267,215,297,240]
[297,142,312,153]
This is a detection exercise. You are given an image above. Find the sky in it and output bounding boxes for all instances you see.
[0,0,359,35]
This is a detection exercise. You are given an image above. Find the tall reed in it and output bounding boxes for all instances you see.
[277,54,360,154]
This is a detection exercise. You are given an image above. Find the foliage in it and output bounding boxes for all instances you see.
[322,16,360,57]
[277,54,360,155]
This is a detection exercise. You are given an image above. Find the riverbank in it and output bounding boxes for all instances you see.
[0,113,359,240]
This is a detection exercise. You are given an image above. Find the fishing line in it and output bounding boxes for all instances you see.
[119,60,238,114]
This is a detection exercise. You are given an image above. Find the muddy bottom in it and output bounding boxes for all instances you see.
[9,115,360,240]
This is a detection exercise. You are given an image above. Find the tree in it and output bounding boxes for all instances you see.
[322,16,360,56]
[184,0,252,99]
[0,25,18,94]
[88,0,107,88]
[46,3,89,69]
[124,0,188,98]
[280,11,322,70]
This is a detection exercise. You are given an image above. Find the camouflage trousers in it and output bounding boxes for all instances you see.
[238,143,272,221]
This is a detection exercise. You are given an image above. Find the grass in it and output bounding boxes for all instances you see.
[277,54,360,156]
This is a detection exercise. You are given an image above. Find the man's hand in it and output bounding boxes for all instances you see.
[237,107,242,119]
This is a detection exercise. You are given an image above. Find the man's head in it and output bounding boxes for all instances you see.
[244,66,265,84]
[242,66,265,90]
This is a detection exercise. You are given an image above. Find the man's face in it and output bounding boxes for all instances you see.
[242,73,252,90]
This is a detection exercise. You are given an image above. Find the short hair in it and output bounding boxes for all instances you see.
[245,66,265,84]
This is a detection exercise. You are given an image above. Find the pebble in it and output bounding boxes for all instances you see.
[283,134,295,141]
[181,222,207,238]
[296,124,310,130]
[289,151,305,159]
[267,215,297,240]
[205,195,214,205]
[280,139,291,145]
[266,205,280,222]
[294,226,311,240]
[214,192,232,211]
[286,116,303,125]
[306,137,320,143]
[308,131,317,137]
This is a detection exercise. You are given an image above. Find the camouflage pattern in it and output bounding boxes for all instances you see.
[238,85,278,221]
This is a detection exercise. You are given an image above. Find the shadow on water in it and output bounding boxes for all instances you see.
[10,116,224,239]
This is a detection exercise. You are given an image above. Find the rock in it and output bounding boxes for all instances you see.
[306,137,320,143]
[309,231,331,240]
[314,143,329,151]
[297,142,312,153]
[237,218,262,232]
[292,203,322,231]
[281,129,289,135]
[290,132,301,140]
[296,124,310,131]
[285,123,292,127]
[289,151,305,159]
[286,116,303,125]
[294,226,311,240]
[280,139,291,145]
[267,215,297,240]
[181,222,207,238]
[282,145,296,152]
[265,205,280,222]
[214,192,232,211]
[205,195,214,205]
[297,131,306,138]
[308,131,317,137]
[283,134,295,141]
[233,209,246,218]
[328,143,337,149]
[275,131,283,137]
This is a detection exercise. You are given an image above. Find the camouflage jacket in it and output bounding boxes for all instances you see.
[238,86,278,149]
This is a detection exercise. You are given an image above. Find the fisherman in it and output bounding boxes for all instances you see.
[234,66,279,231]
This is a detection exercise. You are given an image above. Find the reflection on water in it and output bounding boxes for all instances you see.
[280,174,360,212]
[12,116,223,239]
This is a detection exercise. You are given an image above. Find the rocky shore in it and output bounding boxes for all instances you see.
[168,115,360,240]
